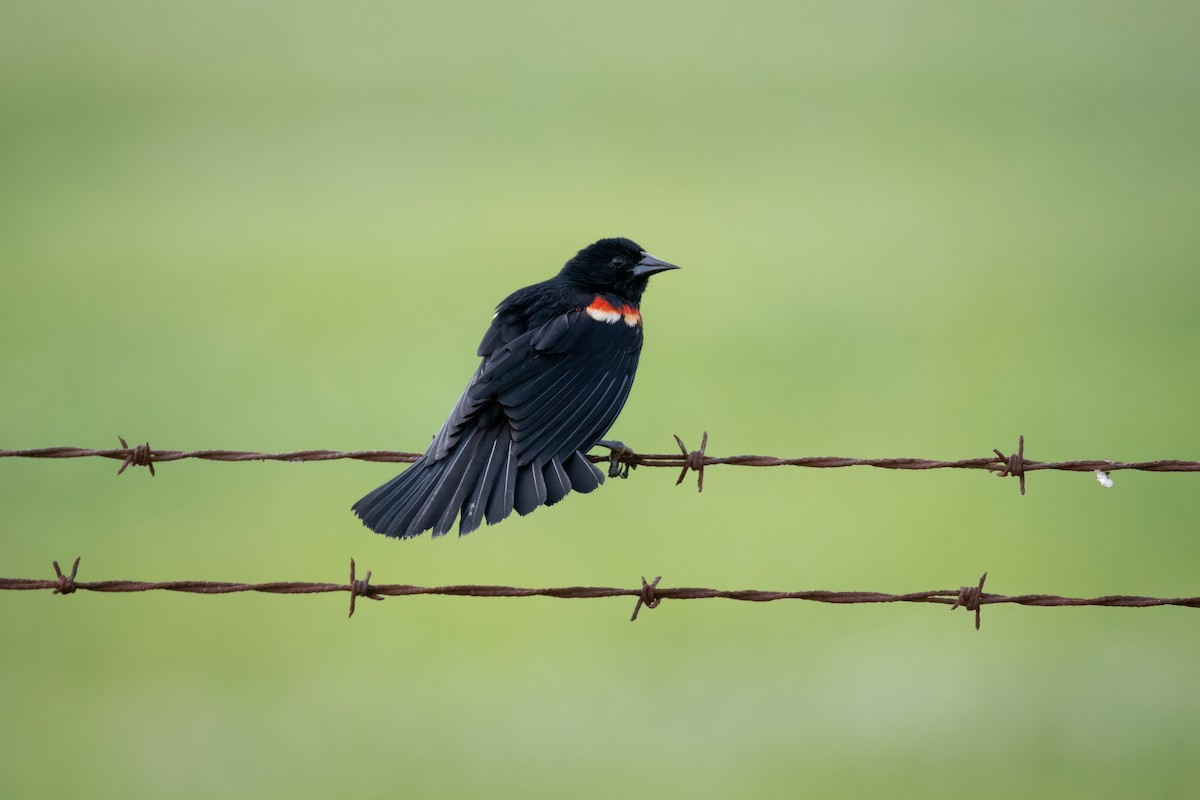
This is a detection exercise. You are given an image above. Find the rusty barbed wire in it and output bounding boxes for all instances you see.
[3,558,1199,628]
[4,433,1200,494]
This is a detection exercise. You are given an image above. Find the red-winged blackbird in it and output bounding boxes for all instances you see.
[352,237,679,539]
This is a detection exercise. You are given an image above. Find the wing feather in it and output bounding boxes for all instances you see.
[515,374,617,462]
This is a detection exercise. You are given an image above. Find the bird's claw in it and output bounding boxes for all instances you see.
[597,439,637,479]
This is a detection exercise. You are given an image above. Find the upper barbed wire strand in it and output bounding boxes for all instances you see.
[2,434,1200,479]
[3,434,1199,495]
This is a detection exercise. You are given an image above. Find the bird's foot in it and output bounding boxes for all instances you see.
[597,439,637,479]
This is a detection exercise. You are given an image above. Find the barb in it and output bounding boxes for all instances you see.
[52,557,80,595]
[4,434,1199,494]
[951,572,988,630]
[674,432,708,491]
[347,558,384,618]
[4,559,1199,629]
[116,436,155,477]
[631,575,662,621]
[994,436,1026,495]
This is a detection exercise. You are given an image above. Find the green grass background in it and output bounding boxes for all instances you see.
[3,1,1200,797]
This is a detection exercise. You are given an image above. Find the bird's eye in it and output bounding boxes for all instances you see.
[610,256,627,268]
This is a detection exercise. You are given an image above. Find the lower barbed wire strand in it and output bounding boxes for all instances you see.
[4,561,1199,632]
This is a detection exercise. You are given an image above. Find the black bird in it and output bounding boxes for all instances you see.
[352,237,679,539]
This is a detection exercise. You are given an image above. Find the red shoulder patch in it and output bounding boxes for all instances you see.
[586,296,641,327]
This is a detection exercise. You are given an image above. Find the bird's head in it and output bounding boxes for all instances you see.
[559,237,680,302]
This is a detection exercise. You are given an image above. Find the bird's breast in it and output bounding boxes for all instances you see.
[585,296,641,327]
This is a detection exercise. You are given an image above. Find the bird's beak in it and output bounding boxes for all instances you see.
[632,252,681,278]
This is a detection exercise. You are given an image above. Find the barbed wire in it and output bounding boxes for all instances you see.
[3,559,1199,628]
[4,433,1200,494]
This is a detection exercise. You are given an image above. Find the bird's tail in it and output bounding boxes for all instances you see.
[352,426,605,539]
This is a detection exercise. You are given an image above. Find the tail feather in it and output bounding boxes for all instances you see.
[394,463,458,536]
[408,426,486,537]
[564,451,604,494]
[485,439,518,526]
[514,461,547,515]
[430,426,498,537]
[543,458,571,506]
[460,427,510,535]
[352,457,423,520]
[353,457,442,538]
[352,425,607,538]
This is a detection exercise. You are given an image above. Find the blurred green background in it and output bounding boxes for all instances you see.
[3,0,1200,797]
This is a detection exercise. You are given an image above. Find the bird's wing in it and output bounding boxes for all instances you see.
[428,308,642,466]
